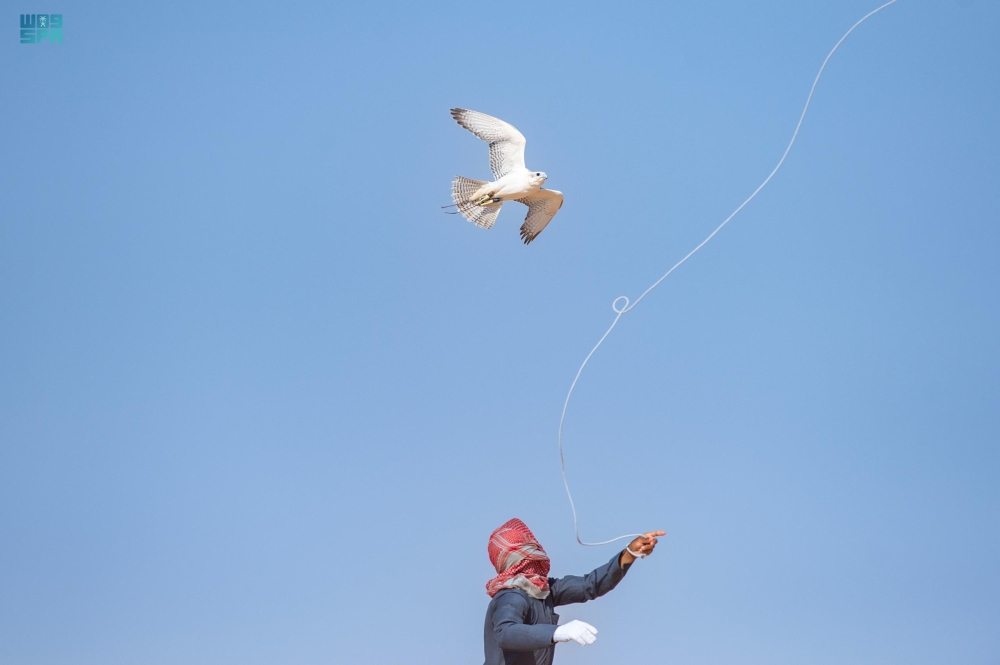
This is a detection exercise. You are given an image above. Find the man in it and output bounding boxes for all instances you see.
[483,518,664,665]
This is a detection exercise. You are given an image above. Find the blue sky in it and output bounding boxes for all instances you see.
[1,1,998,663]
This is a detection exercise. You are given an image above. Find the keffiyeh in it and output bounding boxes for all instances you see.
[486,518,551,599]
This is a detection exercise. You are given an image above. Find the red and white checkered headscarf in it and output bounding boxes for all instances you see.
[486,518,551,599]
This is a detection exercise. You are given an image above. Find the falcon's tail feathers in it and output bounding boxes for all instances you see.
[451,176,502,229]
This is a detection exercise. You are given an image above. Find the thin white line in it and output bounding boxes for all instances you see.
[558,0,900,547]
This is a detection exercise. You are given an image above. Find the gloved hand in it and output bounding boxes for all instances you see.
[553,620,598,646]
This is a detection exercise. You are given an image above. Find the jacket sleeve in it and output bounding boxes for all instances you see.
[491,591,558,651]
[549,552,631,607]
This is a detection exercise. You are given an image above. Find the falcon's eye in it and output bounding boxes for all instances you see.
[536,172,541,176]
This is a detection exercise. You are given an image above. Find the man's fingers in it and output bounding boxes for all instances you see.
[644,530,666,538]
[557,620,598,647]
[578,623,597,645]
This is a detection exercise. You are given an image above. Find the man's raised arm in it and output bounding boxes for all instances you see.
[549,531,664,606]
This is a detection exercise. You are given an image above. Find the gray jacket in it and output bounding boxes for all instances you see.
[483,552,631,665]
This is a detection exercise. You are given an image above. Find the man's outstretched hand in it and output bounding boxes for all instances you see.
[620,531,665,566]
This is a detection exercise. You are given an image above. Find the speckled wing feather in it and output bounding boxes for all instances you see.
[450,108,527,180]
[516,189,563,245]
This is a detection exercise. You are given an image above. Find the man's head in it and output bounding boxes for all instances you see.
[486,518,551,599]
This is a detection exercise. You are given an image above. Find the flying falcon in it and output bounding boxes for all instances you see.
[447,108,564,245]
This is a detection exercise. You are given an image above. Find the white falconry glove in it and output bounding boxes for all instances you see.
[553,620,598,646]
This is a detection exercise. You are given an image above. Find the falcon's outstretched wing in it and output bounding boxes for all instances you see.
[450,108,527,180]
[515,189,564,245]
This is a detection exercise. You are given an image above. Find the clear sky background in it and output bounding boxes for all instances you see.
[2,1,998,663]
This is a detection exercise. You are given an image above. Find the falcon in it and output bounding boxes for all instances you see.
[447,108,564,245]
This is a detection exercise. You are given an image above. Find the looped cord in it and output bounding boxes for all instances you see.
[558,0,900,547]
